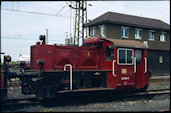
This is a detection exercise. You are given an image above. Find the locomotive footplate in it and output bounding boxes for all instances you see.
[55,87,115,98]
[25,70,108,100]
[43,71,107,90]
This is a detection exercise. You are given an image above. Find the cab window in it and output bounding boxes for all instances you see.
[127,50,133,63]
[105,45,114,61]
[135,49,142,65]
[118,49,125,63]
[118,48,133,65]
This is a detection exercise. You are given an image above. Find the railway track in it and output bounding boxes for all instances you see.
[136,88,170,96]
[159,109,170,112]
[150,78,170,82]
[1,88,170,112]
[2,88,170,106]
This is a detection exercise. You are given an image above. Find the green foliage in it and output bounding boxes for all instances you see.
[9,61,20,65]
[9,61,20,70]
[45,108,53,112]
[1,61,20,70]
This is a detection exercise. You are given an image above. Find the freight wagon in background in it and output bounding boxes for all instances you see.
[1,55,11,101]
[1,36,150,100]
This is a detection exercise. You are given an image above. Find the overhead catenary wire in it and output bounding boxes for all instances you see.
[55,2,68,16]
[1,8,70,18]
[1,1,72,18]
[1,36,64,42]
[58,9,71,16]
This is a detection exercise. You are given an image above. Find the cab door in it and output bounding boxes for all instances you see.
[103,42,117,89]
[134,49,149,89]
[115,48,135,89]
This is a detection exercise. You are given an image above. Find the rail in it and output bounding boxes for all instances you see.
[140,88,170,95]
[2,88,169,107]
[64,64,73,91]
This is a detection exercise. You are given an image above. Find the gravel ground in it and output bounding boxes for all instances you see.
[1,79,170,112]
[5,87,36,99]
[41,94,170,112]
[147,81,170,90]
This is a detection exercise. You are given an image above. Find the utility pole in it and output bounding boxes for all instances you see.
[69,1,73,45]
[69,0,87,46]
[45,29,48,44]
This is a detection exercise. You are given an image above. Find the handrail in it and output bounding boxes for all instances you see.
[112,60,116,77]
[64,64,72,91]
[144,57,147,73]
[134,57,136,73]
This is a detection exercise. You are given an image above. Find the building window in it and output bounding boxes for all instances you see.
[135,28,142,39]
[159,56,163,64]
[117,48,133,65]
[90,28,93,36]
[148,30,155,41]
[90,27,96,37]
[160,32,166,42]
[121,26,129,38]
[99,25,105,37]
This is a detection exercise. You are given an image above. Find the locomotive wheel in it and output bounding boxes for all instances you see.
[141,85,148,92]
[36,87,56,100]
[1,88,7,101]
[44,87,56,99]
[36,80,43,100]
[136,85,148,92]
[36,88,43,100]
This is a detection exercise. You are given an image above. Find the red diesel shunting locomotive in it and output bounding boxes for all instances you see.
[1,36,150,100]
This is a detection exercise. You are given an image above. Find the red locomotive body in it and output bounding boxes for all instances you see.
[29,37,149,93]
[1,36,150,100]
[30,45,101,71]
[84,37,149,90]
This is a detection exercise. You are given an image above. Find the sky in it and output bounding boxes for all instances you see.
[1,1,170,61]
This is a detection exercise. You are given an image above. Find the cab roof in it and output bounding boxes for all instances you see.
[83,37,148,49]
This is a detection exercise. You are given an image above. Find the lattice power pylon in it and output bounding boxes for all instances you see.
[70,0,87,46]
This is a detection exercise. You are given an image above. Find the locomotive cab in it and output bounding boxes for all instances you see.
[83,37,149,91]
